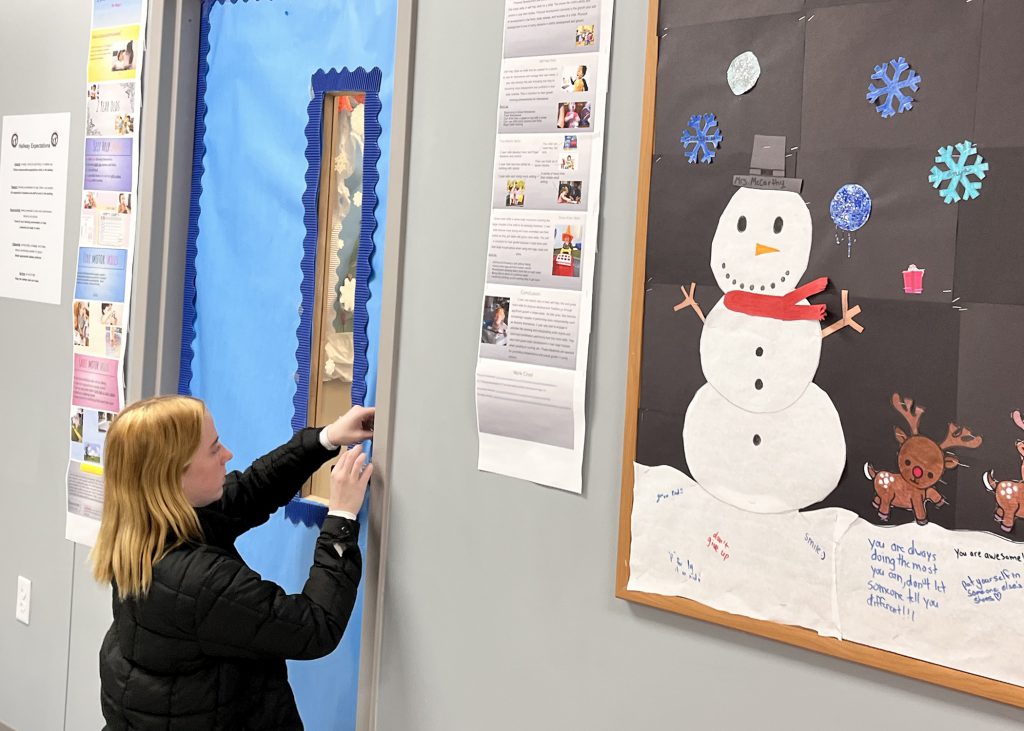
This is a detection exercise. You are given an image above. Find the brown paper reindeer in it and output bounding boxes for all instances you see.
[982,410,1024,533]
[864,393,982,526]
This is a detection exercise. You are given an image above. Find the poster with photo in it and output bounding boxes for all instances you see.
[67,0,147,546]
[475,0,614,492]
[86,82,137,137]
[87,25,140,83]
[80,190,133,247]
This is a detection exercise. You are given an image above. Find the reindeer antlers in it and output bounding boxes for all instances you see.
[939,422,983,452]
[891,393,924,435]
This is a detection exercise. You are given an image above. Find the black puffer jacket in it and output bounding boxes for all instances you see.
[99,427,361,730]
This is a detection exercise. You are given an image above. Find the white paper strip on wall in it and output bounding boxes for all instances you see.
[475,0,614,493]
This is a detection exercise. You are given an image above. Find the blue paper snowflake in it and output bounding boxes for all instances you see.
[866,57,921,118]
[680,113,722,164]
[928,140,989,204]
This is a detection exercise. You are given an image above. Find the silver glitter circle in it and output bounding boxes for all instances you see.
[727,51,761,96]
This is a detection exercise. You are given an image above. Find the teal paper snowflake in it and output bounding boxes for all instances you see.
[928,140,988,204]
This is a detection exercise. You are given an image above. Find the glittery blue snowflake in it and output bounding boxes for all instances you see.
[866,57,921,118]
[830,184,872,232]
[680,113,722,164]
[928,140,989,204]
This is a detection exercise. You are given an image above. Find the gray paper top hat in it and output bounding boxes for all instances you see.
[733,135,802,192]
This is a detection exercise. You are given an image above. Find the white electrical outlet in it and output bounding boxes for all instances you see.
[16,576,30,625]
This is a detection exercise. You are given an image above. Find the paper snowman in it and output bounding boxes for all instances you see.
[681,187,847,513]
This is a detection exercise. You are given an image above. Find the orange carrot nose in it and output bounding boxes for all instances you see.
[755,243,780,256]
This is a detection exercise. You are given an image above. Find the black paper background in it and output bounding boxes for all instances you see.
[639,0,1024,540]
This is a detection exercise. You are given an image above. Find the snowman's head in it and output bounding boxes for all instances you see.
[710,187,812,295]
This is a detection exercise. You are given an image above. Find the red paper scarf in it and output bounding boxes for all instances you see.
[723,277,828,321]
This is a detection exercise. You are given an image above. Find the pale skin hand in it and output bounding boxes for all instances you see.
[330,444,373,514]
[325,405,375,447]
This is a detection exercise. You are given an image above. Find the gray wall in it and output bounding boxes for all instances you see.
[2,1,1024,730]
[377,1,1024,729]
[0,2,108,731]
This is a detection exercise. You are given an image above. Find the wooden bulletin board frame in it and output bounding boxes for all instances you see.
[614,0,1024,709]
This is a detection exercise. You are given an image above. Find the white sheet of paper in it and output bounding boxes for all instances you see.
[628,463,857,637]
[629,460,1024,684]
[0,113,72,304]
[836,519,1024,687]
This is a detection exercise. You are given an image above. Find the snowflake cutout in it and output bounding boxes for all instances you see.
[928,140,989,204]
[680,113,722,164]
[866,57,921,118]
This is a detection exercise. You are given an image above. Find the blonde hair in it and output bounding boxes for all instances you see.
[92,395,206,599]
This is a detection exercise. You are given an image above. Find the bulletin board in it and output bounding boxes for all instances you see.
[617,0,1024,706]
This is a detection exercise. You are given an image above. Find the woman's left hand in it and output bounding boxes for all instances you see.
[325,406,375,447]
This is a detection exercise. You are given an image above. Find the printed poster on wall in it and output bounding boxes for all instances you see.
[66,0,147,545]
[0,113,72,305]
[475,0,614,493]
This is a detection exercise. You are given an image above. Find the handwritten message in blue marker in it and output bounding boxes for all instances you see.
[866,538,946,622]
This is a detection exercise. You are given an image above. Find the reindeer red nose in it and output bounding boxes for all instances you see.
[912,465,924,479]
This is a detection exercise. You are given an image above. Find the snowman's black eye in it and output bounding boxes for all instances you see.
[773,216,784,234]
[737,216,747,232]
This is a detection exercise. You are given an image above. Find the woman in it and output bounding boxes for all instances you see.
[117,193,130,214]
[94,395,374,729]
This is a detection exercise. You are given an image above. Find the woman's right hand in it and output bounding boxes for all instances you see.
[329,445,373,514]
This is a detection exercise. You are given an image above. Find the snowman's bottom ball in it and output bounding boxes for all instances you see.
[682,383,846,513]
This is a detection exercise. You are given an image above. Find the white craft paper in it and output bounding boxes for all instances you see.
[700,299,822,412]
[683,383,846,513]
[629,463,857,636]
[836,519,1024,687]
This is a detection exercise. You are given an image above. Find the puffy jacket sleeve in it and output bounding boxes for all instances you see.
[200,427,335,537]
[194,516,362,660]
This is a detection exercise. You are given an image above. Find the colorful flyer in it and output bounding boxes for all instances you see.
[87,25,140,83]
[84,137,134,191]
[69,406,115,466]
[93,0,145,29]
[74,247,127,301]
[86,82,137,137]
[80,190,133,247]
[68,0,147,546]
[72,354,122,412]
[72,299,125,358]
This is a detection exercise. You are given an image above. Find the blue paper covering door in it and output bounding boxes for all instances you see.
[178,2,398,729]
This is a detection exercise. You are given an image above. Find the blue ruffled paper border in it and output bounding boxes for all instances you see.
[291,67,382,433]
[285,68,382,527]
[177,0,214,396]
[178,2,382,528]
